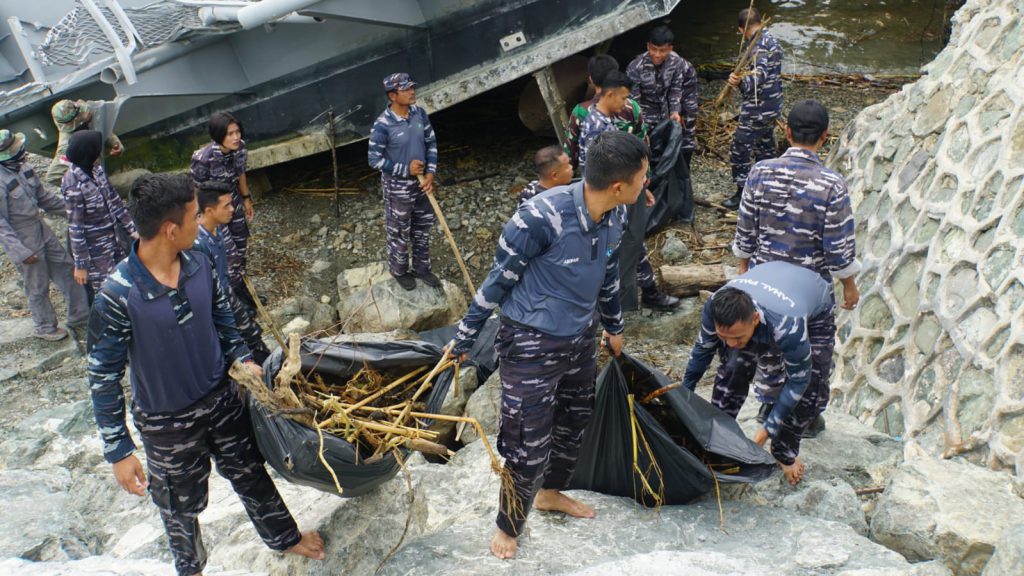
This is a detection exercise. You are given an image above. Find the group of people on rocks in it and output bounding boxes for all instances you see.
[373,7,858,561]
[0,6,862,574]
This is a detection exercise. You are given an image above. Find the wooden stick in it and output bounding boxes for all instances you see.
[243,275,285,350]
[417,175,476,297]
[390,355,453,426]
[342,366,429,414]
[355,405,502,470]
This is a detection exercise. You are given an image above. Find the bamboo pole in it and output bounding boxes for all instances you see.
[390,355,453,427]
[417,175,476,298]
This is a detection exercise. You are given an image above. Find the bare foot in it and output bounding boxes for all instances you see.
[490,527,517,559]
[286,530,325,560]
[533,489,596,518]
[781,457,806,485]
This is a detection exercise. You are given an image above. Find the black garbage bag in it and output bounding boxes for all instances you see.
[646,119,695,235]
[569,352,775,506]
[417,316,500,386]
[249,338,453,497]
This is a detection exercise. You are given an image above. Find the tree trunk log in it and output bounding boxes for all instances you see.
[658,264,729,297]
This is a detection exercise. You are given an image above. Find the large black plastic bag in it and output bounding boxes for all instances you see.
[249,338,453,497]
[417,316,500,386]
[569,352,775,506]
[646,119,695,235]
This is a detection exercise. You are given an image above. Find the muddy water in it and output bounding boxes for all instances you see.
[619,0,947,74]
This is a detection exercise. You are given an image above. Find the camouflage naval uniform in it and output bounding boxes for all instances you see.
[452,182,625,537]
[576,103,656,310]
[730,28,784,187]
[191,141,250,288]
[681,261,833,465]
[517,179,547,208]
[626,51,699,152]
[46,99,124,186]
[61,164,137,297]
[733,147,860,409]
[368,105,438,277]
[194,224,270,364]
[0,134,89,334]
[87,248,301,576]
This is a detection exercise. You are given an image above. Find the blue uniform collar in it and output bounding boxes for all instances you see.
[127,242,201,301]
[781,147,823,165]
[571,180,616,233]
[384,105,420,123]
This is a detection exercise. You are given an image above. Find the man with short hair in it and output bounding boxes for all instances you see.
[87,173,324,576]
[565,54,621,172]
[518,145,573,207]
[368,72,440,291]
[723,7,784,209]
[577,70,679,313]
[450,131,646,560]
[46,98,124,185]
[680,261,834,486]
[733,99,860,435]
[194,180,272,365]
[0,129,88,341]
[626,25,699,164]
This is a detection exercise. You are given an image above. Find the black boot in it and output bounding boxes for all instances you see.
[391,271,417,291]
[755,402,773,424]
[801,414,827,439]
[722,185,743,210]
[414,271,442,288]
[641,288,681,311]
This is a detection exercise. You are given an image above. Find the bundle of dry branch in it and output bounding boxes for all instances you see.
[229,334,512,496]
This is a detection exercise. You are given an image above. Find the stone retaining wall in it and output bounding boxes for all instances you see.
[828,0,1024,474]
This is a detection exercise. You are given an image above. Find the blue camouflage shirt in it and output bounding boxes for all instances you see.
[61,164,137,292]
[191,141,247,194]
[368,105,438,178]
[739,28,784,124]
[517,180,547,208]
[452,181,625,354]
[626,51,699,150]
[87,247,251,463]
[733,147,860,280]
[681,261,832,438]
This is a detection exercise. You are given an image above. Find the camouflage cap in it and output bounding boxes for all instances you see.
[382,72,416,92]
[0,129,26,162]
[51,99,82,124]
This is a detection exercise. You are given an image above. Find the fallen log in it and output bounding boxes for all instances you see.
[658,264,729,297]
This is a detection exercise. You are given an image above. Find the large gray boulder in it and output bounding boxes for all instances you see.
[336,262,467,333]
[0,318,79,383]
[782,478,869,536]
[981,523,1024,576]
[461,369,501,445]
[870,457,1024,575]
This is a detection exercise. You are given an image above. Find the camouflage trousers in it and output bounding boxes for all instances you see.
[382,175,435,277]
[637,244,656,290]
[227,191,250,287]
[710,309,835,465]
[494,316,598,537]
[730,121,777,187]
[133,384,301,576]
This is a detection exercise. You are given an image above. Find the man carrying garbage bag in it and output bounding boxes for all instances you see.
[449,131,648,560]
[680,260,834,486]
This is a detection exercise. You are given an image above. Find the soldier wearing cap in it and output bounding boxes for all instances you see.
[732,99,860,437]
[0,129,89,340]
[368,72,440,291]
[681,261,835,486]
[46,99,124,186]
[723,7,784,209]
[626,25,699,168]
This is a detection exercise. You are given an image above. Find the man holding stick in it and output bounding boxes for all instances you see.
[724,7,783,209]
[368,72,440,291]
[449,131,648,559]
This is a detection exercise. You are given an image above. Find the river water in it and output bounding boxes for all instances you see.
[612,0,947,75]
